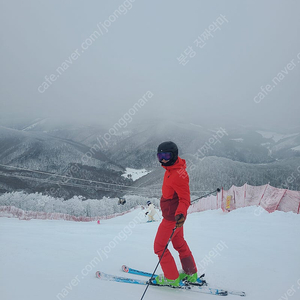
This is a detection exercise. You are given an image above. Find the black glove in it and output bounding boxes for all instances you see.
[145,212,149,216]
[175,214,185,228]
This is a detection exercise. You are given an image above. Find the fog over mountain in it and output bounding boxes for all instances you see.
[0,1,300,201]
[1,1,300,131]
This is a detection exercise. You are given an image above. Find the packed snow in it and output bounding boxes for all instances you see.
[1,206,300,300]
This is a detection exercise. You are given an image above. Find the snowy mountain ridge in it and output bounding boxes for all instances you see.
[0,119,300,199]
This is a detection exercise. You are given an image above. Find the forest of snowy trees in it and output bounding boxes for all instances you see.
[0,192,160,217]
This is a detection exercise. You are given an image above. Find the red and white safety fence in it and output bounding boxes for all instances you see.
[189,183,300,214]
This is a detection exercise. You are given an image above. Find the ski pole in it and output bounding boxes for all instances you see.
[140,226,177,300]
[191,188,221,204]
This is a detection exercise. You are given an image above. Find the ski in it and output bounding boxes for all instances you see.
[122,264,206,285]
[122,265,155,278]
[121,265,246,297]
[122,264,207,286]
[96,271,228,296]
[96,271,148,285]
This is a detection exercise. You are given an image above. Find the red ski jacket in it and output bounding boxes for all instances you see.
[160,157,191,221]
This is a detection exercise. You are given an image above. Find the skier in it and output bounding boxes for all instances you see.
[145,200,158,222]
[152,141,197,287]
[118,197,126,205]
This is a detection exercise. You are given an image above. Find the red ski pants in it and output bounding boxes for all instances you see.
[154,218,197,280]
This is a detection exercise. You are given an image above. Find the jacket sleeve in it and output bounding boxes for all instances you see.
[172,171,191,217]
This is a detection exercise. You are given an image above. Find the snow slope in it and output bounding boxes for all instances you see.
[256,131,298,143]
[1,207,300,300]
[121,168,151,181]
[291,145,300,151]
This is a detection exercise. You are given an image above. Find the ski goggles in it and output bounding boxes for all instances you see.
[157,152,173,161]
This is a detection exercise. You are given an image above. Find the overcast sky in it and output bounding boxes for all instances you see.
[0,0,299,130]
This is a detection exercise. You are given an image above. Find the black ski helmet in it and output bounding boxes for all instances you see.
[157,141,178,166]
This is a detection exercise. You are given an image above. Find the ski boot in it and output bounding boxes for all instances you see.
[179,270,207,286]
[150,274,182,287]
